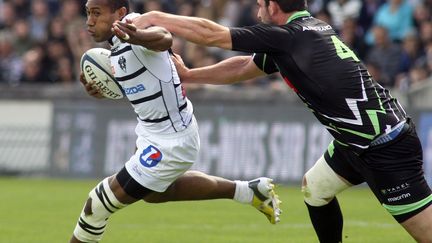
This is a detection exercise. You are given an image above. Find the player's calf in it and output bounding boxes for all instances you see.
[71,178,127,243]
[302,156,350,243]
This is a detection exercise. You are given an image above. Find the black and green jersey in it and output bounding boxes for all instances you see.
[230,11,407,153]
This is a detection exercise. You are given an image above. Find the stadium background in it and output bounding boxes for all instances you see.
[0,0,432,183]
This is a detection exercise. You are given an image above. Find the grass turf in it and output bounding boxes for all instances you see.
[0,177,414,243]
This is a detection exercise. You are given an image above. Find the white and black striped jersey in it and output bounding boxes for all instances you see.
[109,14,193,134]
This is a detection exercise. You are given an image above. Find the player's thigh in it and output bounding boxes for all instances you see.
[143,171,218,203]
[361,127,432,223]
[125,122,200,193]
[322,141,365,186]
[400,204,432,242]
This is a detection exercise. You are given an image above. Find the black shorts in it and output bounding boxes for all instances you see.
[325,119,432,222]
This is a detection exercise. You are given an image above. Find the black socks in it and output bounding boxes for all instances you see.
[305,198,343,243]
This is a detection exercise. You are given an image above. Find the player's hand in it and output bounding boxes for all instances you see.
[171,53,191,82]
[80,72,104,99]
[113,18,172,51]
[112,19,137,43]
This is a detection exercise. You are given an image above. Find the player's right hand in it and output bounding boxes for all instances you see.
[80,72,105,99]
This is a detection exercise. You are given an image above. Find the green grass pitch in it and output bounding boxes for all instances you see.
[0,177,414,243]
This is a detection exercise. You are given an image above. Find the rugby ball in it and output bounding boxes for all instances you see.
[80,48,124,99]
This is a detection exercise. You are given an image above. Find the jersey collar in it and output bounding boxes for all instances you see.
[108,36,115,46]
[286,10,311,24]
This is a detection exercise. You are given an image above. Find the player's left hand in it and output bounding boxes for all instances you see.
[112,19,137,43]
[113,18,172,52]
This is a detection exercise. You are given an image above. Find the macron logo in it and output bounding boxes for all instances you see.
[387,193,411,202]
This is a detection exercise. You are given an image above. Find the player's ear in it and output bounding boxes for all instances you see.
[268,1,281,16]
[117,6,128,19]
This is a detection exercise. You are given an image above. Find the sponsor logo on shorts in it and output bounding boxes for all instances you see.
[380,183,410,195]
[387,193,411,203]
[140,145,163,167]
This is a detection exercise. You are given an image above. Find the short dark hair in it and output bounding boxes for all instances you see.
[264,0,307,13]
[106,0,129,13]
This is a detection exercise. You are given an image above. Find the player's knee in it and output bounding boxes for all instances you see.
[302,156,350,207]
[73,178,127,242]
[302,173,332,206]
[83,197,92,216]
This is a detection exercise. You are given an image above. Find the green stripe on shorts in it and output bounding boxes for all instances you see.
[327,141,335,157]
[382,194,432,216]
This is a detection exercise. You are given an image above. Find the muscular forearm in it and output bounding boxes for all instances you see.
[135,11,232,50]
[183,56,265,84]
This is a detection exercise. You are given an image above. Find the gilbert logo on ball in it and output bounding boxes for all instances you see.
[80,48,124,99]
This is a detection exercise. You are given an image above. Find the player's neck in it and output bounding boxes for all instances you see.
[269,13,289,25]
[284,10,310,24]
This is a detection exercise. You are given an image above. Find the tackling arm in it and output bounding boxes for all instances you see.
[130,11,232,50]
[175,55,266,85]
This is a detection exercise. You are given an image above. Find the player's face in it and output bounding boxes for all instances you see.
[85,0,123,42]
[256,0,273,24]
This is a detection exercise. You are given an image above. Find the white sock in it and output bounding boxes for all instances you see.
[233,180,253,204]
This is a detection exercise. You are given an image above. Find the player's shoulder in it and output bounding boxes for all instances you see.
[130,44,173,81]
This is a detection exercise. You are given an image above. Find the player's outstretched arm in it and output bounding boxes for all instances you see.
[172,54,266,85]
[130,11,232,50]
[112,19,172,51]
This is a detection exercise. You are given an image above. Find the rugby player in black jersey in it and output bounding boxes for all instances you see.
[114,0,432,242]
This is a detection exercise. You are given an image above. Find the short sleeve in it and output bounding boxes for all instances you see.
[230,25,293,53]
[253,53,279,74]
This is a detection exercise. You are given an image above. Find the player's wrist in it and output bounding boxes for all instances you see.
[183,69,197,83]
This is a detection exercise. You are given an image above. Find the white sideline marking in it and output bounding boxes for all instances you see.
[119,220,397,230]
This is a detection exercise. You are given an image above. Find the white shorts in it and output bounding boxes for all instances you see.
[125,117,200,192]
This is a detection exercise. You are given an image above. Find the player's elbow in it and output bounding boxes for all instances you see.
[205,34,231,50]
[197,20,231,49]
[206,32,232,50]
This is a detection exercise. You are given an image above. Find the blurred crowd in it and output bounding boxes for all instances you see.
[0,0,431,93]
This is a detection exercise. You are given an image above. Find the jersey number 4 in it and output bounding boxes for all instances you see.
[331,36,359,62]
